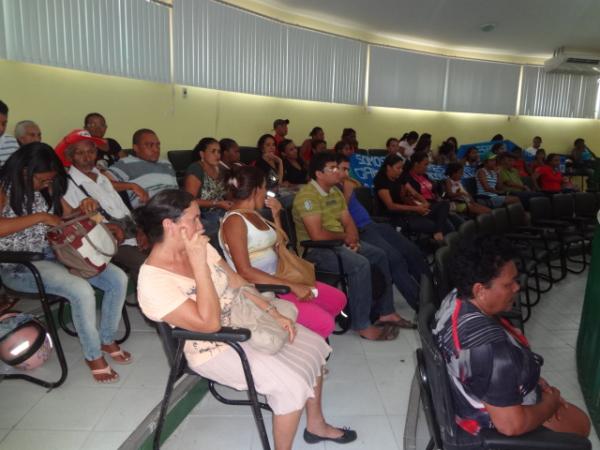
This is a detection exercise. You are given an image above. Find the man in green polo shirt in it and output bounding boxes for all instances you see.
[292,152,408,341]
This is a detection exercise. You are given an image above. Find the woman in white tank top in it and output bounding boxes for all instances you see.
[219,166,346,338]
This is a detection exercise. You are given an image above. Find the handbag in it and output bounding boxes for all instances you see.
[229,286,298,354]
[46,213,118,278]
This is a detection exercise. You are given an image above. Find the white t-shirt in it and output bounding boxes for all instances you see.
[64,166,136,246]
[399,140,415,158]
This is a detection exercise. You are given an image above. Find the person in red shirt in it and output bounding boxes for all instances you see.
[533,153,568,193]
[272,118,289,151]
[511,147,530,177]
[300,126,324,162]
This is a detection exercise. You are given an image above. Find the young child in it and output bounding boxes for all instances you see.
[444,163,490,216]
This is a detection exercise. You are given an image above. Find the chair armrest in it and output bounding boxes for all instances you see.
[300,239,344,248]
[0,251,44,264]
[172,326,251,343]
[480,427,590,449]
[255,284,291,295]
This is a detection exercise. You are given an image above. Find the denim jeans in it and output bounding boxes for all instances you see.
[359,222,430,310]
[305,241,395,330]
[1,261,128,361]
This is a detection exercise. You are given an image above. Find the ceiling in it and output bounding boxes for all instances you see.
[250,0,600,59]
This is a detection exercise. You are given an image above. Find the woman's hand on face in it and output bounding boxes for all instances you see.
[180,228,209,265]
[38,212,62,227]
[274,312,296,342]
[265,197,282,216]
[291,283,314,301]
[79,198,99,215]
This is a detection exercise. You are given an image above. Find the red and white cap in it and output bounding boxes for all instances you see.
[54,129,106,167]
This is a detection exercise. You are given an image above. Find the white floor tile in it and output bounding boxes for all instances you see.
[81,430,129,450]
[93,387,164,432]
[321,380,385,416]
[16,387,117,431]
[0,429,89,450]
[323,415,398,450]
[169,416,257,450]
[120,356,170,389]
[0,383,46,428]
[0,429,9,442]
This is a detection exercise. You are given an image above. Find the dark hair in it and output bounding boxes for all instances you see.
[498,152,515,163]
[386,137,399,148]
[0,100,9,116]
[309,151,338,180]
[545,153,560,164]
[334,140,348,153]
[445,162,464,177]
[312,139,326,150]
[277,139,294,155]
[375,153,404,180]
[400,131,419,142]
[192,137,218,162]
[533,136,542,141]
[414,133,431,153]
[341,128,356,139]
[133,189,194,245]
[226,165,266,200]
[535,148,546,158]
[438,141,455,156]
[257,134,275,152]
[574,138,585,146]
[491,134,504,141]
[450,235,516,299]
[310,127,323,137]
[132,128,156,146]
[404,151,429,173]
[0,143,67,216]
[84,112,104,127]
[336,154,349,164]
[446,136,458,147]
[219,138,238,153]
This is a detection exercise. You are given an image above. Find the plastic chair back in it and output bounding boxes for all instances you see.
[433,247,453,303]
[167,150,194,173]
[574,192,598,218]
[529,196,553,223]
[458,220,477,239]
[491,208,511,234]
[354,187,375,215]
[552,193,575,219]
[507,202,528,228]
[240,146,260,165]
[476,213,496,235]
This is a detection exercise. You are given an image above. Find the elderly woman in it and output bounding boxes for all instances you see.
[0,144,130,383]
[433,235,590,438]
[219,166,346,338]
[185,137,232,235]
[135,190,356,449]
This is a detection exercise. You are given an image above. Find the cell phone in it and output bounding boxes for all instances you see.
[266,190,277,199]
[311,288,318,297]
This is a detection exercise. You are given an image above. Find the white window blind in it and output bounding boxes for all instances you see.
[446,58,520,115]
[368,46,446,111]
[520,66,599,118]
[2,0,170,83]
[174,0,366,104]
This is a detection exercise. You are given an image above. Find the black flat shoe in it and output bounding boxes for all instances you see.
[303,427,357,444]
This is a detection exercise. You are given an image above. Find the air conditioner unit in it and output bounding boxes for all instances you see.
[544,47,600,75]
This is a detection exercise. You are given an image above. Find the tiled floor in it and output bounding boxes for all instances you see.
[1,272,599,450]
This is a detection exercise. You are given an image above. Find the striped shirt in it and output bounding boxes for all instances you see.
[0,134,19,166]
[476,168,499,197]
[108,155,178,208]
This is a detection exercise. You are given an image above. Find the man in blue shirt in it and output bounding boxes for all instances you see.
[337,154,429,311]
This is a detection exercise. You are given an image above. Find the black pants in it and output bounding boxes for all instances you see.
[392,201,453,235]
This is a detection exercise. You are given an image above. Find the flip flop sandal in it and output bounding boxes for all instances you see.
[89,364,120,384]
[361,323,399,341]
[374,318,417,330]
[102,348,133,365]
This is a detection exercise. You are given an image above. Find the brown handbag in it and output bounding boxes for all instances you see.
[224,209,316,286]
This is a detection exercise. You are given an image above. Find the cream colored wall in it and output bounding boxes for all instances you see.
[1,59,599,155]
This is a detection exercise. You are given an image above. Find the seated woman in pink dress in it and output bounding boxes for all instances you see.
[219,166,346,339]
[135,190,357,449]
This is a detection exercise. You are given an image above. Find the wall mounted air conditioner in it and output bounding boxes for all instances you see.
[544,47,600,75]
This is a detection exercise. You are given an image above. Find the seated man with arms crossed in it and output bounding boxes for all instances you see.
[108,128,177,208]
[292,152,412,341]
[61,131,147,283]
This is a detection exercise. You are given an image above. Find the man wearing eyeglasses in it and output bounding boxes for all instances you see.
[292,152,411,341]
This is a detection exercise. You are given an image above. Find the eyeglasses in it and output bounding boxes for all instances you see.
[322,166,339,173]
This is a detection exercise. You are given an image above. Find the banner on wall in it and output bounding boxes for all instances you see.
[456,140,516,159]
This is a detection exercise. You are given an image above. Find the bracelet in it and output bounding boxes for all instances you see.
[264,304,275,314]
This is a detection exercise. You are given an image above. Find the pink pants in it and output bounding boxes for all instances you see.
[277,281,347,338]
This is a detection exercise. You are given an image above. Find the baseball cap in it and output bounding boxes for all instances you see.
[273,119,289,129]
[55,129,106,167]
[482,152,497,161]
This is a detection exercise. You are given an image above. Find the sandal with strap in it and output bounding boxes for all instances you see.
[374,318,417,330]
[101,345,133,365]
[361,323,399,341]
[86,362,120,384]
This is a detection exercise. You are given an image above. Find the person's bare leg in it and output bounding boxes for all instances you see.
[305,373,344,438]
[272,409,302,450]
[544,402,591,437]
